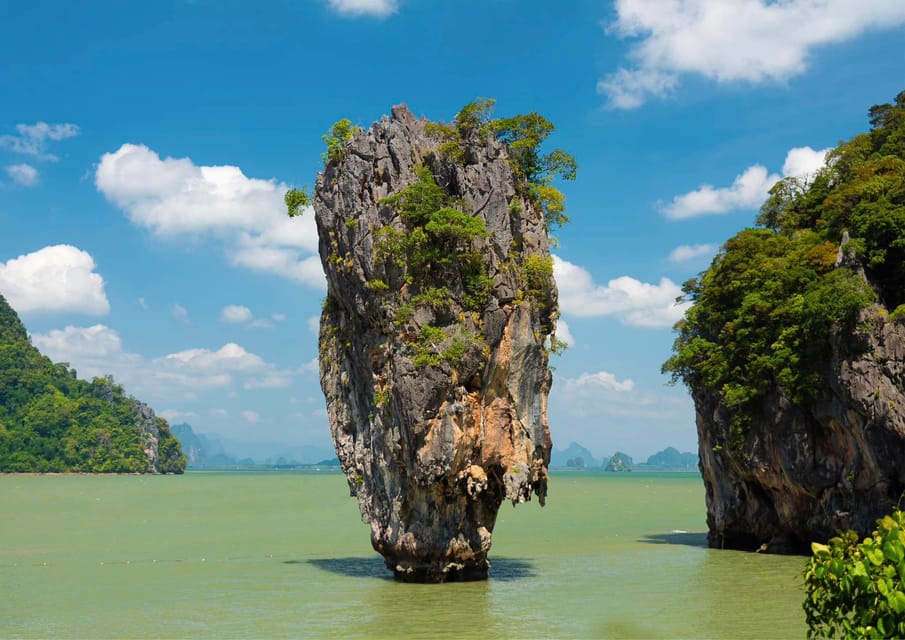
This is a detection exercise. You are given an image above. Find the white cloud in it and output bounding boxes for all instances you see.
[298,358,319,374]
[171,303,189,323]
[662,146,831,219]
[33,324,232,392]
[157,342,267,373]
[241,410,261,425]
[271,312,286,322]
[0,245,110,315]
[663,165,778,220]
[327,0,397,17]
[783,146,830,181]
[32,326,294,405]
[306,315,320,334]
[562,370,635,393]
[244,372,293,389]
[137,297,149,310]
[6,163,38,186]
[600,0,905,109]
[668,243,718,263]
[0,122,79,160]
[553,255,688,328]
[95,143,323,288]
[221,304,253,323]
[554,318,575,347]
[32,325,130,361]
[209,408,229,418]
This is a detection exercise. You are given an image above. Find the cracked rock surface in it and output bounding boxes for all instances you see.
[697,307,905,553]
[314,105,556,582]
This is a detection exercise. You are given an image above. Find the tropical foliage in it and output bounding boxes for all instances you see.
[663,91,905,458]
[0,294,185,473]
[804,509,905,639]
[425,98,578,232]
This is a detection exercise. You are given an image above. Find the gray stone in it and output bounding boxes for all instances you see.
[314,105,557,581]
[697,302,905,552]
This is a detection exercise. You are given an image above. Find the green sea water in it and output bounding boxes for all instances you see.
[1,472,805,638]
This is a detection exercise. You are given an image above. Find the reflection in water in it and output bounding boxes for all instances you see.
[637,531,709,547]
[300,555,536,582]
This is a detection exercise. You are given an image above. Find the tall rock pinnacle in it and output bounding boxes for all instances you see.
[314,104,559,581]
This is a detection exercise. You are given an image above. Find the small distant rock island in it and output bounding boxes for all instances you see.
[0,293,185,474]
[307,101,573,582]
[604,452,633,472]
[664,90,905,553]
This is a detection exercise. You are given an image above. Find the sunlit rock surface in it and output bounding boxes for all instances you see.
[314,105,556,581]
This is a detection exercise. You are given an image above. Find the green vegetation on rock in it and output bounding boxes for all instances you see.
[0,294,185,473]
[663,90,904,459]
[424,98,578,233]
[804,509,905,639]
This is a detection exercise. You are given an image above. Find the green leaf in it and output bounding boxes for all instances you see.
[869,548,885,566]
[890,590,905,614]
[883,539,904,564]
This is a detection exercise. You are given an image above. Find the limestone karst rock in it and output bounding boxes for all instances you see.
[314,105,558,581]
[665,91,905,554]
[695,307,905,552]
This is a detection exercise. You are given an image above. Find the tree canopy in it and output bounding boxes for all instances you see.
[664,90,905,459]
[0,294,185,473]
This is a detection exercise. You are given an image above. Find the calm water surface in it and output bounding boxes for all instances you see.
[1,472,805,638]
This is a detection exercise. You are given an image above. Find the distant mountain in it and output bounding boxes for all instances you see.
[550,442,600,468]
[643,447,698,470]
[170,424,337,467]
[604,452,633,472]
[0,293,185,473]
[170,423,240,469]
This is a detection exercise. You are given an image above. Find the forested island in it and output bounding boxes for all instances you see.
[0,294,185,473]
[664,90,905,552]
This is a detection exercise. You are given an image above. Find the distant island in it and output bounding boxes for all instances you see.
[0,294,185,473]
[171,423,339,470]
[550,442,698,472]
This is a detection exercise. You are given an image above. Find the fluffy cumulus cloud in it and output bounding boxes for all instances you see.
[327,0,397,17]
[562,370,635,394]
[0,245,110,315]
[668,243,718,263]
[662,146,831,219]
[33,326,293,403]
[0,122,79,160]
[600,0,905,109]
[95,144,323,288]
[158,343,267,373]
[221,304,253,323]
[553,255,688,328]
[5,163,38,186]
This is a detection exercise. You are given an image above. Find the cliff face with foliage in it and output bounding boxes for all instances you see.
[0,294,185,474]
[664,91,905,552]
[313,103,566,581]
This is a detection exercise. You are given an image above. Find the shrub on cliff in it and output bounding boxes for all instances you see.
[804,509,905,639]
[663,90,904,459]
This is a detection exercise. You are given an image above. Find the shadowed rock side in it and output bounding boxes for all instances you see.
[314,105,556,582]
[698,307,905,553]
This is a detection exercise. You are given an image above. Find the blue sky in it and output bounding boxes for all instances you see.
[1,0,904,461]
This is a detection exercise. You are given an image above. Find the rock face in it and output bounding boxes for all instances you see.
[314,105,556,581]
[698,308,905,552]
